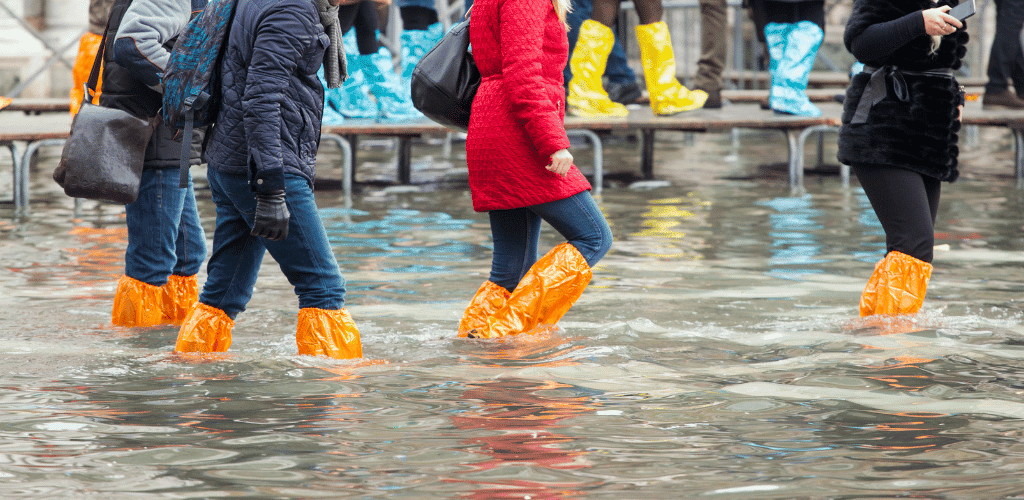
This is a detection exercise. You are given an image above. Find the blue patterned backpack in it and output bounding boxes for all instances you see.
[162,0,238,187]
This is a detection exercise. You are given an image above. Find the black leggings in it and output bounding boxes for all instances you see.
[338,1,379,55]
[853,164,942,263]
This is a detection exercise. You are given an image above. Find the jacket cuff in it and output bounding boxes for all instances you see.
[248,150,285,193]
[251,171,285,193]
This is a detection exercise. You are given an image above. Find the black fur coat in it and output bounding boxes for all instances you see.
[837,0,969,182]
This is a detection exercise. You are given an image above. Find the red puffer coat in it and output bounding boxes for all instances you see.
[466,0,592,212]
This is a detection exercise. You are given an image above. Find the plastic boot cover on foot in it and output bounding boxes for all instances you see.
[459,281,512,337]
[112,275,164,327]
[297,308,363,359]
[175,302,234,353]
[567,20,629,118]
[359,46,423,120]
[765,21,823,117]
[635,21,707,115]
[161,274,199,325]
[400,23,444,79]
[860,251,933,317]
[479,243,593,339]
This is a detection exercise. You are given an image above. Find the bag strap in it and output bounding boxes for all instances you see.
[82,9,112,105]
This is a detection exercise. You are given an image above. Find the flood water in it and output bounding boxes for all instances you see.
[1,124,1023,499]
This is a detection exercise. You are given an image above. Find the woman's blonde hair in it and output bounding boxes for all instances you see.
[553,0,571,25]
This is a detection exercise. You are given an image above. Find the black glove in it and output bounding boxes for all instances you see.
[251,190,289,241]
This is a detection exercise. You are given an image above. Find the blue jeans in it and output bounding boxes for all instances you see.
[199,170,346,319]
[564,0,637,91]
[125,168,206,286]
[488,191,612,292]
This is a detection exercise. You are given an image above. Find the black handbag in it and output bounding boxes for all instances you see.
[410,14,480,132]
[53,9,156,205]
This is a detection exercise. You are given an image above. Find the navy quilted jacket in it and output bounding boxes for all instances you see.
[205,0,328,193]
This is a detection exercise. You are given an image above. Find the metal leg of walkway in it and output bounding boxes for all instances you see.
[792,124,841,190]
[3,141,22,213]
[20,138,68,213]
[319,133,354,207]
[566,129,603,195]
[1014,128,1024,189]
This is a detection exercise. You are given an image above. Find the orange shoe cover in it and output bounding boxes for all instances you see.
[175,302,233,353]
[161,274,199,325]
[860,251,933,317]
[296,308,363,359]
[70,32,103,115]
[458,281,511,338]
[112,275,164,327]
[476,243,592,339]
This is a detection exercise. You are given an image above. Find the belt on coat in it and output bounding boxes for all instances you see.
[850,65,955,125]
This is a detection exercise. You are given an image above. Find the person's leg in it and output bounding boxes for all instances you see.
[853,165,938,317]
[114,167,191,327]
[398,3,442,79]
[530,190,613,267]
[694,0,728,108]
[475,192,613,338]
[567,0,630,117]
[175,169,267,353]
[763,1,822,116]
[488,208,543,293]
[634,0,708,115]
[354,1,422,119]
[984,0,1024,108]
[260,175,360,359]
[458,208,541,337]
[163,171,207,324]
[564,0,594,94]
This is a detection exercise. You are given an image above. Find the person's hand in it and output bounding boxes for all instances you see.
[546,149,573,177]
[252,190,290,241]
[923,6,962,36]
[958,104,963,121]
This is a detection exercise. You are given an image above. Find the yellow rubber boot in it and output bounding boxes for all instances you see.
[112,275,164,327]
[175,303,233,353]
[296,308,363,359]
[70,32,103,115]
[472,243,593,339]
[161,275,199,326]
[567,20,629,118]
[635,21,708,116]
[458,281,511,338]
[860,251,933,317]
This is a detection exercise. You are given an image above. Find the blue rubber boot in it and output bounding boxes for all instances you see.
[358,44,423,120]
[400,22,444,80]
[318,66,346,125]
[329,31,377,119]
[765,21,823,117]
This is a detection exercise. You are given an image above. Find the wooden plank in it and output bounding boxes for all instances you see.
[1,98,71,114]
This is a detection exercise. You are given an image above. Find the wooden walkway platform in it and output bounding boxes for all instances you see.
[4,101,1024,213]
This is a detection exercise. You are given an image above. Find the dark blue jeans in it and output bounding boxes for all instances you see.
[199,170,346,319]
[564,0,638,91]
[125,168,206,286]
[985,0,1024,95]
[488,191,613,292]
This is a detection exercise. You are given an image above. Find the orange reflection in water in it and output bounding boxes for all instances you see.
[445,378,598,499]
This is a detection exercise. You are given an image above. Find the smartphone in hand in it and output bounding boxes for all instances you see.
[948,0,976,21]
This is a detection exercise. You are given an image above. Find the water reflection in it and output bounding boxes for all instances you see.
[446,378,598,498]
[756,194,829,280]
